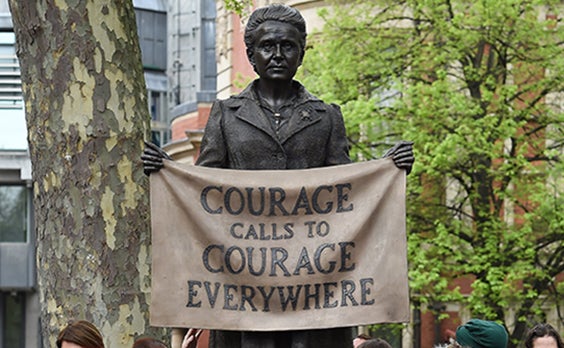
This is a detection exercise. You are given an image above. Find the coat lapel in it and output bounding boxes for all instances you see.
[224,81,327,144]
[231,99,279,140]
[279,103,323,144]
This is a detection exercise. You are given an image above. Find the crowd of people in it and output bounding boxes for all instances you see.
[56,321,201,348]
[56,318,562,348]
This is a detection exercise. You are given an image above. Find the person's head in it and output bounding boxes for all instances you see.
[455,319,508,348]
[358,338,393,348]
[354,334,373,348]
[132,337,167,348]
[525,323,563,348]
[56,320,104,348]
[244,4,307,80]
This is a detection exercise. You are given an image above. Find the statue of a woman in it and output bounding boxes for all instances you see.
[143,4,413,347]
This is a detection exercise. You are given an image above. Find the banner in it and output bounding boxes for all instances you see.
[150,159,409,331]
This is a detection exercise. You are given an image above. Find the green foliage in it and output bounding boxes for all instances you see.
[223,0,252,16]
[299,0,564,344]
[368,323,406,347]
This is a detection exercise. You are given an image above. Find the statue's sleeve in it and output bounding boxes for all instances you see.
[195,100,228,168]
[325,103,352,166]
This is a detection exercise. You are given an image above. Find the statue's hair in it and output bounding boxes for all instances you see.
[244,4,307,52]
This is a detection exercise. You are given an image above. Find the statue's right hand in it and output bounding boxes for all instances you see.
[141,141,172,176]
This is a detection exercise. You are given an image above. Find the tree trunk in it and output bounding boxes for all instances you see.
[8,1,165,346]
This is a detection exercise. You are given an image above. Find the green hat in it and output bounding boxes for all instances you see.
[456,319,508,348]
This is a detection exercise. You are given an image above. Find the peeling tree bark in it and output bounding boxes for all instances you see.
[8,1,166,346]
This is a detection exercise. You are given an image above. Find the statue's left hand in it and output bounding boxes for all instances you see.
[384,140,414,175]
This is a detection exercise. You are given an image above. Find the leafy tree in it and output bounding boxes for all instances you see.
[223,0,253,16]
[299,0,564,346]
[9,1,166,346]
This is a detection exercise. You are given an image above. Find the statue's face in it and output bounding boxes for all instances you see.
[250,20,303,82]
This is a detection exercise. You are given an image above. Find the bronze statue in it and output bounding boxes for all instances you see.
[142,4,413,348]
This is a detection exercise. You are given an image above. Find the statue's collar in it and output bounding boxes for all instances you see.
[234,80,321,105]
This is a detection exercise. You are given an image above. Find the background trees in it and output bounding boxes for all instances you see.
[8,1,165,346]
[299,0,563,346]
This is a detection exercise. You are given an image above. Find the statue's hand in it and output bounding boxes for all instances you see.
[384,140,414,175]
[182,328,203,348]
[141,141,172,176]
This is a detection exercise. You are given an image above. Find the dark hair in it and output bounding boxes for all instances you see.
[132,337,168,348]
[358,338,394,348]
[244,4,307,53]
[525,323,563,348]
[357,333,373,340]
[56,320,104,348]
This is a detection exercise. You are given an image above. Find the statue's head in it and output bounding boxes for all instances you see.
[244,4,307,77]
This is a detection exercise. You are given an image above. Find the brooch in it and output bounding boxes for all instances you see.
[300,110,312,122]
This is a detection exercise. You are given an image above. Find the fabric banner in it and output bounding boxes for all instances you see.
[149,159,410,331]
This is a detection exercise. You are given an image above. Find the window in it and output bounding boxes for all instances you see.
[201,0,217,92]
[151,129,169,147]
[0,32,22,109]
[135,9,167,71]
[149,88,169,147]
[0,291,25,348]
[0,32,27,150]
[150,90,164,121]
[0,185,28,243]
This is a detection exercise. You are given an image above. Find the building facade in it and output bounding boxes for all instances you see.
[0,1,169,347]
[0,1,40,347]
[164,0,217,163]
[135,0,169,147]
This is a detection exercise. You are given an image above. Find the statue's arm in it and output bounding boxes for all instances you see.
[325,103,352,166]
[195,101,228,168]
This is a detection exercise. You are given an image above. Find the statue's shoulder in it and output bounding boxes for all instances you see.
[220,95,247,109]
[328,102,342,113]
[299,85,341,113]
[219,85,254,109]
[303,97,342,115]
